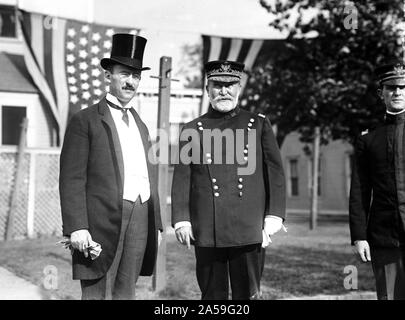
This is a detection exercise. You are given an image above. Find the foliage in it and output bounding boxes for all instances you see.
[243,0,404,145]
[176,43,203,89]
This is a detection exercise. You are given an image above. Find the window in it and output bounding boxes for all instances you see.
[0,5,16,38]
[289,159,299,196]
[2,106,26,145]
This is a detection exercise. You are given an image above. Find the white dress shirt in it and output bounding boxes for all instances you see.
[106,93,150,203]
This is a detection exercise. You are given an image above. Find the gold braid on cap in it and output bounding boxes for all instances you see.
[207,63,242,78]
[393,64,405,76]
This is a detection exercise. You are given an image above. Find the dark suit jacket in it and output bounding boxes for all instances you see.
[349,120,405,248]
[171,107,286,247]
[59,97,162,280]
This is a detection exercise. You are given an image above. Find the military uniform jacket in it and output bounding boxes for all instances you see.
[59,97,163,280]
[349,114,405,248]
[171,106,286,247]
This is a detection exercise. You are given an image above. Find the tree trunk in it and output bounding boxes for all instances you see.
[310,126,320,230]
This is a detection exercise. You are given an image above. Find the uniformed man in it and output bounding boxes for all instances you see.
[171,60,287,300]
[349,61,405,300]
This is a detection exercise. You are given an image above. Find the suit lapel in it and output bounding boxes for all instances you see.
[99,97,125,187]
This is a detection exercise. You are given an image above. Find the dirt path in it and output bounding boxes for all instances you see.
[0,267,42,300]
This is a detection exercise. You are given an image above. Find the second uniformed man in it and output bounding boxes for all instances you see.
[349,61,405,299]
[171,60,287,300]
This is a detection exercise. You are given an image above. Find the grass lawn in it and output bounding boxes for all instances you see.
[0,220,375,300]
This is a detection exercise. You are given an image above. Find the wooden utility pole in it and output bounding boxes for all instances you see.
[152,56,173,292]
[6,117,28,241]
[310,126,320,230]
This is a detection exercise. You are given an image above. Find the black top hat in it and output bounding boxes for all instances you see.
[375,61,405,85]
[205,60,245,82]
[100,33,150,71]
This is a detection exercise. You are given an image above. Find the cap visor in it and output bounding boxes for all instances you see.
[381,78,405,86]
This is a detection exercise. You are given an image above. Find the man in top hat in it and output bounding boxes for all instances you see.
[171,60,287,299]
[59,33,162,299]
[350,61,405,299]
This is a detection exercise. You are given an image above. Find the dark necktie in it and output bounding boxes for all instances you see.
[121,108,129,126]
[108,102,130,126]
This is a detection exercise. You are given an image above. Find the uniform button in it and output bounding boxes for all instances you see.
[207,159,212,164]
[238,178,243,182]
[239,192,243,197]
[244,156,248,161]
[244,149,248,154]
[245,144,249,149]
[213,185,219,190]
[206,153,211,157]
[248,123,252,127]
[197,122,202,126]
[238,184,243,189]
[198,127,203,131]
[214,192,220,197]
[247,127,251,131]
[250,118,255,123]
[212,178,217,183]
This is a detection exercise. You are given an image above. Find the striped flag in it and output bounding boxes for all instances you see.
[200,35,264,114]
[18,10,138,145]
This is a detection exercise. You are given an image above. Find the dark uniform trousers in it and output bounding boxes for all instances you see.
[80,197,148,300]
[371,247,405,300]
[195,244,265,300]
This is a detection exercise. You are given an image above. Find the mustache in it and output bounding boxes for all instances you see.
[122,86,135,91]
[215,97,233,101]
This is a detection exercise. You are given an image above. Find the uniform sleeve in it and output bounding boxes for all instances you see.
[59,113,90,236]
[261,117,286,220]
[349,135,371,244]
[171,127,192,227]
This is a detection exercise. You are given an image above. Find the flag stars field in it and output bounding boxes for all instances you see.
[81,25,90,33]
[82,92,91,100]
[79,38,88,46]
[91,57,100,66]
[92,33,101,42]
[66,42,75,50]
[68,77,76,85]
[79,50,88,59]
[103,40,112,49]
[106,28,114,37]
[91,46,100,55]
[67,66,76,74]
[66,54,75,63]
[20,10,139,115]
[67,28,76,38]
[79,62,88,71]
